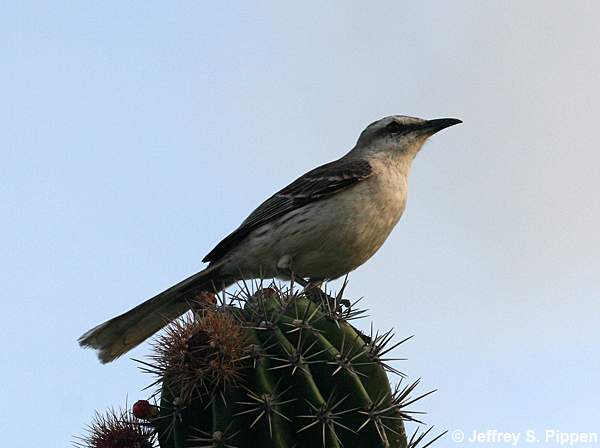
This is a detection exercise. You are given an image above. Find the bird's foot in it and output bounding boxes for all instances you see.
[304,283,351,312]
[278,269,350,311]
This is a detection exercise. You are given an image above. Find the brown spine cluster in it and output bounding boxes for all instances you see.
[147,304,247,404]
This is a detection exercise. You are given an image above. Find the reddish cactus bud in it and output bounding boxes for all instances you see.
[132,400,158,420]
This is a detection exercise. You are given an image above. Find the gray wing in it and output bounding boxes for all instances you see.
[202,158,373,263]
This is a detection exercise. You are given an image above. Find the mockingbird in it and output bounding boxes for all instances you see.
[79,115,461,363]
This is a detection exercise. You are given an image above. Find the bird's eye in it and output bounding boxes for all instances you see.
[386,122,404,134]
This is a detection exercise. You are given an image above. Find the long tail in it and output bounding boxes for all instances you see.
[78,266,226,363]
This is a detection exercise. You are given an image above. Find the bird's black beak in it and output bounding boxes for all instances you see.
[421,118,462,135]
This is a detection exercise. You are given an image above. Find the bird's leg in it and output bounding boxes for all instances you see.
[303,281,344,311]
[278,269,350,311]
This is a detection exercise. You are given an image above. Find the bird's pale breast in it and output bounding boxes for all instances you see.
[220,161,408,281]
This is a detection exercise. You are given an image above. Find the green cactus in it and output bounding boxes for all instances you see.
[77,282,444,448]
[140,284,427,448]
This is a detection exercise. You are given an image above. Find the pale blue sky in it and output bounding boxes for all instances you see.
[2,2,599,447]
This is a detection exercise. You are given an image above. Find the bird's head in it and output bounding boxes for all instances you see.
[353,115,461,160]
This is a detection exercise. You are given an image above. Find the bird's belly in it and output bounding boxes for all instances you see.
[222,173,408,281]
[279,178,407,279]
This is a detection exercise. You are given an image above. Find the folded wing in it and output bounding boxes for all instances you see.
[202,158,373,263]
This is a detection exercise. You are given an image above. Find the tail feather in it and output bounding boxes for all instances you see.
[78,267,224,363]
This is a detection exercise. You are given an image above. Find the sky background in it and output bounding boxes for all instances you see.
[2,1,599,447]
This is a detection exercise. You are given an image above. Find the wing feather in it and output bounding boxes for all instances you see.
[202,158,372,263]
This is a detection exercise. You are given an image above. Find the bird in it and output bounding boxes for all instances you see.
[79,115,461,363]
